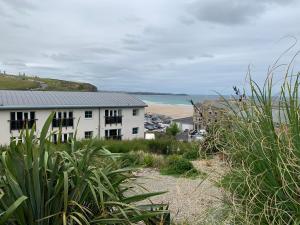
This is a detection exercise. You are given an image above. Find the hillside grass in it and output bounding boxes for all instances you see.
[0,75,39,90]
[0,73,97,91]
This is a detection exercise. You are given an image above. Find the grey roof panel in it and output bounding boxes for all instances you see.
[0,90,146,109]
[173,116,193,124]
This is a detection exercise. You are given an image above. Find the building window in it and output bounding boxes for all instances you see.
[52,111,74,128]
[85,131,93,139]
[133,109,139,116]
[10,111,36,131]
[105,109,122,125]
[85,111,93,118]
[105,129,122,140]
[132,127,139,134]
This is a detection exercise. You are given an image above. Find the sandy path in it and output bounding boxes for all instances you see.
[134,156,228,224]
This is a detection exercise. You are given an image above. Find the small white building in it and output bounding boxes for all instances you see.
[0,90,146,146]
[172,116,194,132]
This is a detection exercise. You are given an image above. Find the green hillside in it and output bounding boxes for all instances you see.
[0,73,97,92]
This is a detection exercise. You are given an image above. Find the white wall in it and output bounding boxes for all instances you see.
[0,107,145,146]
[175,122,194,132]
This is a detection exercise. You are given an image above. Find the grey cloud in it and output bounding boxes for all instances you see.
[2,0,34,9]
[83,47,120,55]
[3,60,26,67]
[188,0,264,25]
[9,21,30,29]
[187,0,296,25]
[187,54,214,60]
[0,0,300,94]
[43,52,81,62]
[2,0,35,13]
[124,46,149,52]
[179,17,195,26]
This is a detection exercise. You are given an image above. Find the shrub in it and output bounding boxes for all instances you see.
[182,145,200,160]
[161,155,196,175]
[220,68,300,223]
[121,151,166,169]
[148,139,174,154]
[0,115,169,224]
[166,123,180,136]
[120,151,142,167]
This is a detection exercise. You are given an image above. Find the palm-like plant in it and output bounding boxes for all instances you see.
[0,114,169,225]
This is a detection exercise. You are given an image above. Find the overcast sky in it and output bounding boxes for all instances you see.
[0,0,300,94]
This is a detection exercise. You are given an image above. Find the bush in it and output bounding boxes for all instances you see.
[148,139,174,154]
[166,123,180,136]
[121,151,166,169]
[0,115,169,224]
[161,155,196,175]
[220,69,300,223]
[182,146,200,160]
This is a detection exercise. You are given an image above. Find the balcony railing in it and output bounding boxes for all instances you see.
[105,116,122,125]
[52,118,74,128]
[10,119,36,131]
[105,135,122,140]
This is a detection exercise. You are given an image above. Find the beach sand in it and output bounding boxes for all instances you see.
[145,103,193,119]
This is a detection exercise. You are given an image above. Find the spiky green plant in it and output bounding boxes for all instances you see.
[221,68,300,224]
[0,114,169,225]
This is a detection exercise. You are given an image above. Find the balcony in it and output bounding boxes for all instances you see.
[52,118,74,128]
[105,116,122,125]
[105,135,122,140]
[10,119,36,131]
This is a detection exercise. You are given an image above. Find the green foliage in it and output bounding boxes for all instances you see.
[78,138,197,156]
[182,144,200,160]
[161,155,197,176]
[200,123,227,155]
[0,74,96,91]
[121,151,166,169]
[147,139,174,154]
[166,123,180,136]
[0,114,169,225]
[220,70,300,224]
[0,75,39,90]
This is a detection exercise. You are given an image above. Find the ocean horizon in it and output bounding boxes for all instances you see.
[134,94,224,105]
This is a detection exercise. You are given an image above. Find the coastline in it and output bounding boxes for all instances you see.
[145,102,193,119]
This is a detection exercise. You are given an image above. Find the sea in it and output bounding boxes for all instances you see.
[134,94,222,106]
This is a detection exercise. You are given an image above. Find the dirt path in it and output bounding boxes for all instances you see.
[28,79,48,90]
[134,156,229,224]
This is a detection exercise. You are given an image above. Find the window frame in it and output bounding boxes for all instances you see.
[132,109,139,116]
[132,127,139,134]
[85,110,93,118]
[84,131,93,139]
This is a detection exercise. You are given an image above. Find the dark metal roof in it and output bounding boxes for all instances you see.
[0,90,146,110]
[172,116,193,125]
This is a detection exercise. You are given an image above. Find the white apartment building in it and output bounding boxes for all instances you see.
[0,90,146,146]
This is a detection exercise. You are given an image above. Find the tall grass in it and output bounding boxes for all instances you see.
[221,68,300,223]
[78,138,197,156]
[0,114,169,224]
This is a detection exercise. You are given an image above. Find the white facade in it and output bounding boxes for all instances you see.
[0,107,145,146]
[175,121,194,131]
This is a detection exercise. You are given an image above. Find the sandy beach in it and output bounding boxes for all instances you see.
[145,103,193,119]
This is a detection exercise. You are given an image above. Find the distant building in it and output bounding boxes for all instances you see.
[172,116,194,131]
[0,90,146,145]
[193,100,226,130]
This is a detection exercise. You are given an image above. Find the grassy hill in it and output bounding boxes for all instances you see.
[0,73,97,92]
